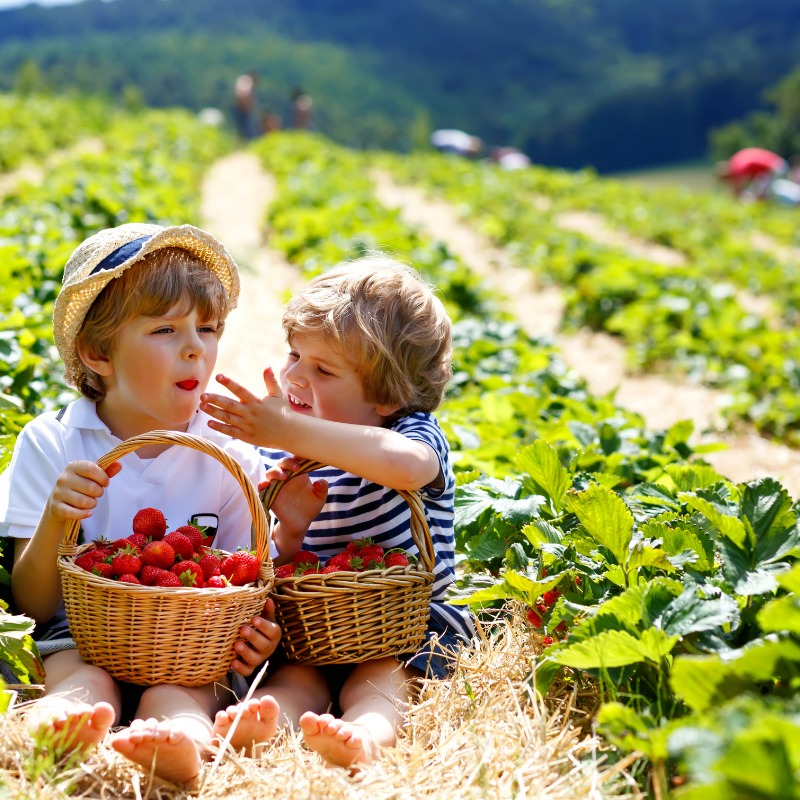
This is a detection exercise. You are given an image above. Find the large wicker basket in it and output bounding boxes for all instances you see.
[262,459,435,664]
[57,431,273,687]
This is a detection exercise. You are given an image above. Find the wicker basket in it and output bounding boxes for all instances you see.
[57,431,273,687]
[262,459,435,664]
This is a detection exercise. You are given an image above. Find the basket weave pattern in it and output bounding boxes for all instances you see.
[262,460,435,664]
[57,431,273,687]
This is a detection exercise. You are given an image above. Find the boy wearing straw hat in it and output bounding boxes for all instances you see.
[200,254,474,769]
[0,223,281,784]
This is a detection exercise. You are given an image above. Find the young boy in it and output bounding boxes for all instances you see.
[200,255,474,769]
[0,223,281,784]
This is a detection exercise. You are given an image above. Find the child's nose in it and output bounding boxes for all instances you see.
[184,332,205,359]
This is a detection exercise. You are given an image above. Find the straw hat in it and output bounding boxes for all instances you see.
[53,223,240,388]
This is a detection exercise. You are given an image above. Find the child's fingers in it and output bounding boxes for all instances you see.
[105,461,122,479]
[213,373,260,403]
[262,367,282,398]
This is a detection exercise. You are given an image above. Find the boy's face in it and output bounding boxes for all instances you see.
[94,303,221,436]
[280,332,394,426]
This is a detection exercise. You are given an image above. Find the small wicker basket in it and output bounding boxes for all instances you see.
[262,459,435,664]
[57,431,273,687]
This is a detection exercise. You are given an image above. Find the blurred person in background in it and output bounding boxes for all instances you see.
[291,87,313,130]
[233,71,259,141]
[716,147,788,200]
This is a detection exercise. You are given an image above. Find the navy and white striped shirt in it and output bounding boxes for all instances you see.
[261,412,474,639]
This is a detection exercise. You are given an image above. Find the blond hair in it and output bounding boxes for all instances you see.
[283,255,452,417]
[74,248,229,401]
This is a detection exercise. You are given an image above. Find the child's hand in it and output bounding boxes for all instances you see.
[230,598,282,677]
[46,460,122,523]
[200,367,285,446]
[260,458,328,541]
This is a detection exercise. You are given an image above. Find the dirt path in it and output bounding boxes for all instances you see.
[200,151,304,393]
[370,170,800,496]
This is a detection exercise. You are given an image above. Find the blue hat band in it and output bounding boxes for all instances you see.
[89,235,152,275]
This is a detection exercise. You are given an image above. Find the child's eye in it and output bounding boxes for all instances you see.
[317,367,333,377]
[153,326,174,335]
[198,324,217,334]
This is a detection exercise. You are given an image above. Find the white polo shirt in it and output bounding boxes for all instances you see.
[0,398,268,555]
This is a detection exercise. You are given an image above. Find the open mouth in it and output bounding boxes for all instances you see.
[288,394,311,410]
[176,379,199,391]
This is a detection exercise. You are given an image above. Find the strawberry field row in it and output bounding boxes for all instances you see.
[379,152,800,446]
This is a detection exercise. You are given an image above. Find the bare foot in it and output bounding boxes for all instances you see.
[30,700,115,756]
[212,695,280,755]
[299,711,377,769]
[110,717,202,784]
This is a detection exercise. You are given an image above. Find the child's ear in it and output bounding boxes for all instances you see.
[76,343,113,376]
[375,402,400,419]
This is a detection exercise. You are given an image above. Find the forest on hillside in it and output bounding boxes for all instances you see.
[1,0,799,171]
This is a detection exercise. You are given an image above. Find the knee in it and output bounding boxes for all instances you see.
[76,663,121,703]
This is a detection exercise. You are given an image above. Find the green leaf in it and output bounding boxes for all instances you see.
[679,493,748,548]
[658,587,740,637]
[522,519,563,546]
[516,439,571,513]
[566,483,633,566]
[553,628,677,669]
[740,479,800,564]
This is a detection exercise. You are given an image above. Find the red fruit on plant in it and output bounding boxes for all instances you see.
[171,560,205,587]
[221,551,260,585]
[155,572,183,587]
[140,566,169,586]
[196,553,223,580]
[117,573,141,584]
[542,589,561,606]
[173,525,205,553]
[542,636,554,646]
[111,547,142,577]
[527,609,543,629]
[274,563,296,578]
[141,540,176,570]
[291,550,320,567]
[132,507,167,540]
[384,551,410,568]
[162,532,194,561]
[91,562,114,579]
[574,576,581,586]
[554,622,567,634]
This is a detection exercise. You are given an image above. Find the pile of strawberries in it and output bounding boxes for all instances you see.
[73,507,260,588]
[274,538,415,578]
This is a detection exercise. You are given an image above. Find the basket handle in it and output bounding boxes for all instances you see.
[57,430,271,572]
[259,458,435,573]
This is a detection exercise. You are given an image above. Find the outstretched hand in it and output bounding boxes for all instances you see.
[200,367,286,446]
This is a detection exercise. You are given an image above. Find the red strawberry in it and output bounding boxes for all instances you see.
[325,553,353,571]
[384,551,410,568]
[206,575,228,588]
[542,636,554,646]
[173,524,205,553]
[111,546,142,577]
[155,572,183,587]
[91,561,114,579]
[111,537,136,553]
[171,560,205,587]
[141,540,176,570]
[345,537,374,554]
[320,563,346,574]
[140,566,169,586]
[274,563,296,578]
[542,589,561,606]
[75,551,100,572]
[358,545,385,569]
[117,573,141,584]
[527,608,543,628]
[196,553,222,580]
[132,507,167,540]
[91,537,114,558]
[291,550,320,568]
[162,532,194,561]
[554,622,568,634]
[128,533,149,551]
[221,551,260,585]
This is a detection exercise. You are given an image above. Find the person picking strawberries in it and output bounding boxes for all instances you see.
[200,255,475,769]
[0,223,281,785]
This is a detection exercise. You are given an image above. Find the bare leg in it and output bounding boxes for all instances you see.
[111,683,219,784]
[212,664,329,755]
[300,657,417,769]
[26,650,120,756]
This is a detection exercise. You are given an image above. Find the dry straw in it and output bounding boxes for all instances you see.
[261,458,435,664]
[57,430,273,687]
